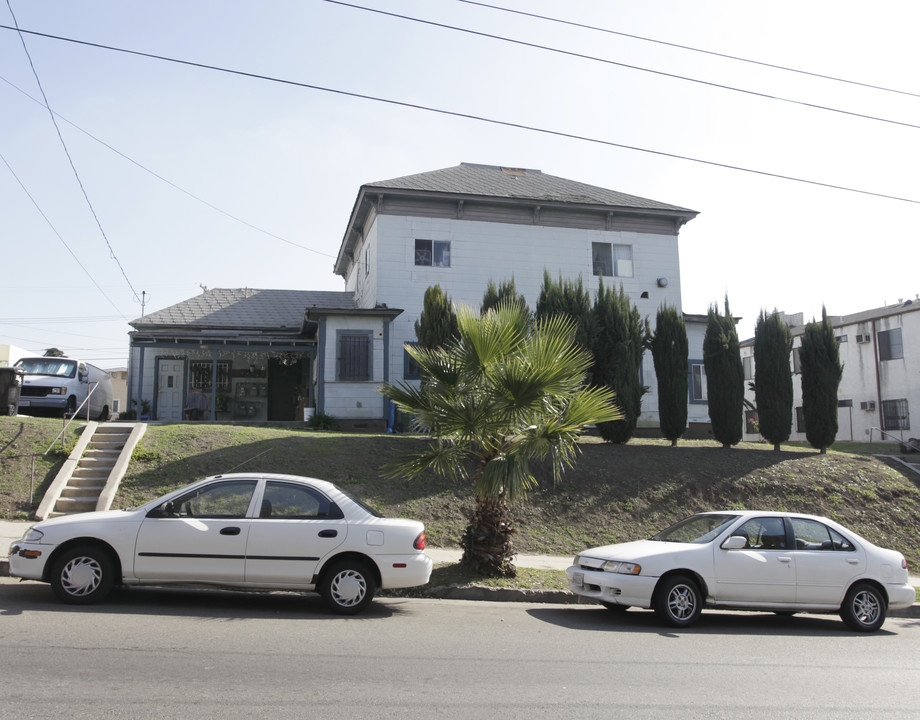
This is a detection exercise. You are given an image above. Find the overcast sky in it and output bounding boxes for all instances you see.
[2,0,917,367]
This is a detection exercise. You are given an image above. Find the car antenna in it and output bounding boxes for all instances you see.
[226,449,272,473]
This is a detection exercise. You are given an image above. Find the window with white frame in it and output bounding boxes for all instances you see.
[878,328,904,361]
[792,347,801,374]
[415,239,450,267]
[743,355,753,380]
[403,342,420,380]
[690,362,707,402]
[337,331,372,381]
[592,242,633,278]
[881,398,910,431]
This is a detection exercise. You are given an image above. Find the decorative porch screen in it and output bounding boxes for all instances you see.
[189,361,230,391]
[337,333,371,381]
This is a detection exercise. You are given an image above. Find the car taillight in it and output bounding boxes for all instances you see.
[902,557,908,570]
[413,531,427,550]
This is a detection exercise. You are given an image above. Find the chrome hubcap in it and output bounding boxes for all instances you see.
[330,570,366,607]
[668,584,696,620]
[61,556,102,597]
[853,590,881,625]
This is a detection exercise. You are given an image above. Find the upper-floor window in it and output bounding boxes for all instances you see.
[742,355,753,380]
[337,331,372,381]
[792,347,801,374]
[878,328,904,361]
[592,243,633,278]
[415,239,450,267]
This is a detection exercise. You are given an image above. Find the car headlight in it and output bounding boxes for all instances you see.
[22,528,44,543]
[602,560,641,575]
[49,387,67,395]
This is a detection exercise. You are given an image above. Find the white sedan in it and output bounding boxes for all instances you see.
[8,473,432,614]
[566,511,916,631]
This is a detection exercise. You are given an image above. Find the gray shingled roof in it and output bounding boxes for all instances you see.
[130,288,357,330]
[365,163,695,212]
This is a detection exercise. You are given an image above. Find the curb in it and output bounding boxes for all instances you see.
[4,557,918,617]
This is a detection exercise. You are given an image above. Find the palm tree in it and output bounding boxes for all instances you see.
[381,301,622,577]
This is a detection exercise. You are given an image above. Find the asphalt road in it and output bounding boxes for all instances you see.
[2,577,920,719]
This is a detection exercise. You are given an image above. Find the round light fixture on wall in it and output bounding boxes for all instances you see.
[657,277,669,288]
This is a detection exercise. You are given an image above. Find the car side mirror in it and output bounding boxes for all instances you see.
[721,535,747,550]
[147,501,176,518]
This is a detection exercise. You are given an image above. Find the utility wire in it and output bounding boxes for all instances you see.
[1,74,336,259]
[452,0,920,100]
[0,24,917,205]
[0,150,127,316]
[325,1,920,133]
[5,1,141,305]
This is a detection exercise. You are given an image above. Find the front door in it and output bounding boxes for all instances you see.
[712,516,796,604]
[156,359,184,421]
[133,479,257,582]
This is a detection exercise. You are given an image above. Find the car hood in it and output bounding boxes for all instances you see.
[34,509,143,531]
[578,539,698,562]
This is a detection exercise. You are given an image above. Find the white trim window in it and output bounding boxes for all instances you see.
[592,242,633,278]
[690,362,707,402]
[415,239,450,267]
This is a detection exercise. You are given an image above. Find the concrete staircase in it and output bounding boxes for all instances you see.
[36,422,147,520]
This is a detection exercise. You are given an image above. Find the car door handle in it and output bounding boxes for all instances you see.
[847,558,859,564]
[777,556,792,563]
[318,529,338,538]
[220,527,241,536]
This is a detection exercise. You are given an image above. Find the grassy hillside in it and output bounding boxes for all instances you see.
[2,416,920,570]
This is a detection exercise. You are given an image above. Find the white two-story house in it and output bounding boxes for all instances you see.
[128,163,707,432]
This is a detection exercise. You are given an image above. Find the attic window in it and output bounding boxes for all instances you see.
[501,167,527,177]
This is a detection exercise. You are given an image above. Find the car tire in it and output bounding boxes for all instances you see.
[97,405,110,422]
[654,575,702,628]
[50,545,115,604]
[840,583,886,632]
[64,396,77,418]
[320,560,376,615]
[600,601,630,613]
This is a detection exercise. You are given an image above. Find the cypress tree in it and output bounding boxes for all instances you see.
[753,310,793,451]
[800,307,843,454]
[535,270,593,353]
[414,285,458,351]
[650,304,688,446]
[593,280,648,444]
[703,297,744,448]
[481,277,527,315]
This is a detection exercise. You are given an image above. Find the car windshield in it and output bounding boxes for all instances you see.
[650,514,740,544]
[15,358,77,378]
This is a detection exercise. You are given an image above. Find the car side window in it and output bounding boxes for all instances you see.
[791,518,855,551]
[732,517,787,550]
[259,481,343,519]
[172,480,257,519]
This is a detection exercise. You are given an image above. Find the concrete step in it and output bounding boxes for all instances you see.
[68,475,107,487]
[54,497,97,513]
[61,486,102,499]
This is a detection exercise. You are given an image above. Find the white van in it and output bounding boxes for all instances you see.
[15,357,114,421]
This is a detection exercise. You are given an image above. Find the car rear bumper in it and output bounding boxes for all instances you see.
[886,582,917,609]
[566,565,657,607]
[378,552,433,589]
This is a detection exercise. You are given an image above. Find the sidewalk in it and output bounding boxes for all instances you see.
[3,519,918,616]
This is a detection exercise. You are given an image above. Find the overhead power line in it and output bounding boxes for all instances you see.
[325,1,920,133]
[6,1,142,308]
[0,24,917,205]
[452,0,920,99]
[0,74,336,260]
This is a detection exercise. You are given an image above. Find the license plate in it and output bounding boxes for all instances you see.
[573,572,584,587]
[19,400,30,406]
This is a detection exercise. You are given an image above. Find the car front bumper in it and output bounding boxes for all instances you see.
[7,541,51,581]
[566,565,658,608]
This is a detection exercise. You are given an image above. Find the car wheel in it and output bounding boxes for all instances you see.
[320,560,376,615]
[50,545,115,604]
[600,601,630,612]
[97,405,110,422]
[840,583,886,632]
[64,396,77,418]
[654,575,702,628]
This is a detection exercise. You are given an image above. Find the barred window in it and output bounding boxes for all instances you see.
[881,399,910,431]
[337,332,372,381]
